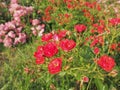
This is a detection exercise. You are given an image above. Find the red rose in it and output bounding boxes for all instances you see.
[34,46,44,58]
[58,30,67,39]
[74,24,86,33]
[36,56,45,64]
[97,55,116,72]
[60,39,76,52]
[48,58,62,74]
[41,33,53,42]
[43,42,58,57]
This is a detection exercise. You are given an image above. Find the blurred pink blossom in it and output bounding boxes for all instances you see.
[3,36,13,47]
[8,31,16,38]
[32,19,40,26]
[10,0,18,4]
[18,33,27,44]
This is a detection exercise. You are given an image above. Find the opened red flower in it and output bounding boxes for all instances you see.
[97,55,116,72]
[58,30,67,39]
[34,46,44,58]
[48,58,62,74]
[43,42,58,57]
[36,56,45,64]
[74,24,86,33]
[60,39,76,52]
[41,33,53,42]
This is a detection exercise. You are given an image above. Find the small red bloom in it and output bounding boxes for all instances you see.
[36,56,45,64]
[67,3,73,9]
[110,43,117,50]
[60,39,76,52]
[41,33,53,42]
[58,30,67,39]
[97,55,116,72]
[74,24,87,33]
[90,38,99,47]
[43,42,58,57]
[34,46,44,58]
[48,58,62,74]
[109,18,120,26]
[82,76,89,83]
[93,47,100,55]
[24,67,30,73]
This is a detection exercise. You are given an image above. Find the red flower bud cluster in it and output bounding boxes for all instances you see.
[74,24,87,33]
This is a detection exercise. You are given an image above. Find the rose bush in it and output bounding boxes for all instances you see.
[0,0,120,90]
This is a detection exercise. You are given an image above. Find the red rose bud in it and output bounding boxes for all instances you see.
[60,39,76,52]
[97,55,116,72]
[82,76,89,83]
[36,56,45,64]
[48,58,62,74]
[110,43,117,50]
[93,47,100,55]
[43,42,58,57]
[74,24,86,33]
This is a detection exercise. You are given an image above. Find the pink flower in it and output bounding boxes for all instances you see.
[8,31,16,38]
[3,36,13,47]
[16,27,23,33]
[14,37,19,45]
[74,24,87,33]
[32,30,37,36]
[10,0,18,4]
[0,38,3,43]
[18,33,27,44]
[52,34,59,41]
[36,25,42,30]
[24,67,30,73]
[38,29,44,36]
[0,24,5,31]
[32,19,40,26]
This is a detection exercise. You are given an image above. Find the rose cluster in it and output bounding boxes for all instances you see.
[9,0,33,23]
[34,30,76,74]
[0,20,26,47]
[0,0,34,47]
[31,19,45,36]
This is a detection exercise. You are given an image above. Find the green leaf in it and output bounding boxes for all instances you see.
[94,79,108,90]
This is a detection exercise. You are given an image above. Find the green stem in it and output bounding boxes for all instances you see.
[86,78,92,90]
